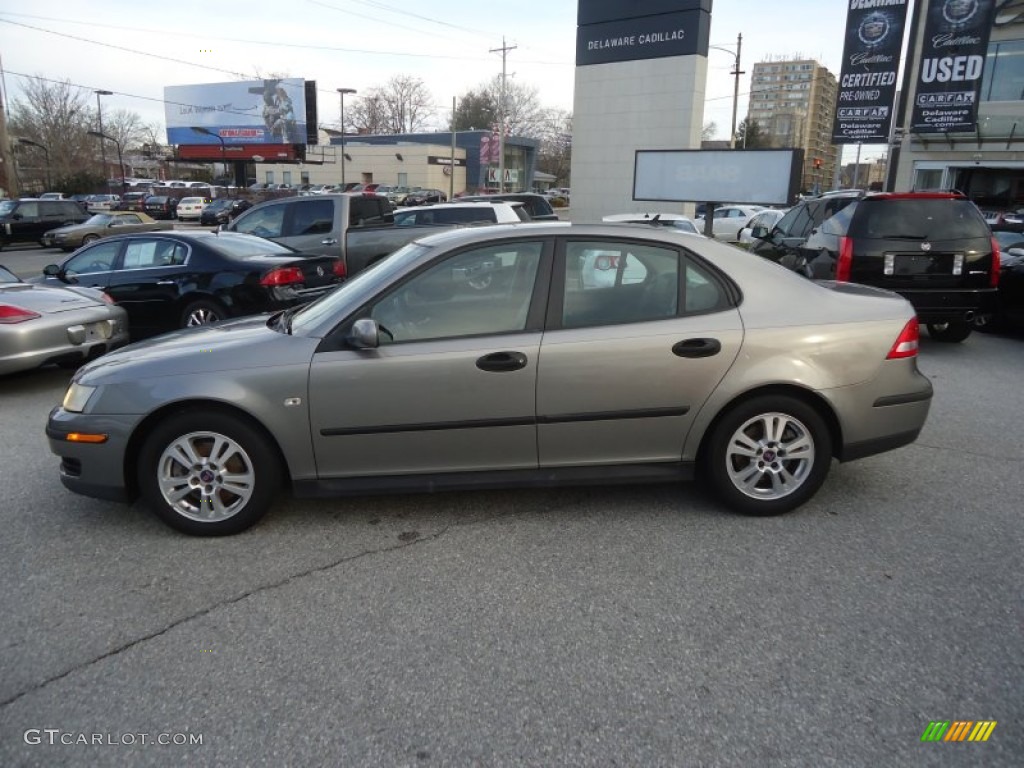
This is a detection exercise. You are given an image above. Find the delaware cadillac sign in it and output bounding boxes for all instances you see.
[576,0,712,65]
[911,0,998,133]
[833,0,909,143]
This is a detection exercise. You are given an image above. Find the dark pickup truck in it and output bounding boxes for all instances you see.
[225,193,453,277]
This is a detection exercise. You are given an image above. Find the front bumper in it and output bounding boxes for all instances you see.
[46,407,142,503]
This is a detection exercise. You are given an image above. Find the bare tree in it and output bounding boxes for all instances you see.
[104,109,148,152]
[480,76,544,139]
[535,108,572,186]
[7,76,96,188]
[702,121,718,142]
[347,76,434,135]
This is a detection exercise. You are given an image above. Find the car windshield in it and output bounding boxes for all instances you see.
[207,233,296,257]
[0,264,21,283]
[0,201,17,215]
[84,214,113,226]
[289,243,431,335]
[208,200,231,210]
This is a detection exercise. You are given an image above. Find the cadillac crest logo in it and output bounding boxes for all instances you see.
[920,242,932,251]
[943,0,980,26]
[858,12,891,46]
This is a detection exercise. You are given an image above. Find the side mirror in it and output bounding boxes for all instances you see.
[347,317,380,349]
[43,264,62,277]
[751,225,768,240]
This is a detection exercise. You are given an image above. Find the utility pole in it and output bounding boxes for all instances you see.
[0,63,18,197]
[490,37,516,193]
[730,33,743,149]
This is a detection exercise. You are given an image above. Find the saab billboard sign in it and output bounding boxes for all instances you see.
[576,0,712,66]
[165,78,309,146]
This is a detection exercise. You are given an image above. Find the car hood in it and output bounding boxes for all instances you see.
[0,281,107,313]
[75,315,320,386]
[46,222,93,235]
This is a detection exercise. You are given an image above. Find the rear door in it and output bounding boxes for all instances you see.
[536,237,743,467]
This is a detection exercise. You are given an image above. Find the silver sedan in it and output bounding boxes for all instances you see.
[1,265,128,376]
[47,223,932,535]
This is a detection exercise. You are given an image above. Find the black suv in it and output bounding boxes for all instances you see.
[749,191,862,270]
[797,193,998,342]
[0,198,90,250]
[143,196,179,220]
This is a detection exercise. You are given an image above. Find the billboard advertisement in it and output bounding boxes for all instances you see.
[165,78,308,146]
[633,149,803,206]
[833,0,910,144]
[910,0,998,133]
[576,0,712,65]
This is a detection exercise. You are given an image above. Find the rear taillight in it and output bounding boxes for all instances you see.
[886,317,920,359]
[990,236,1001,288]
[100,292,115,305]
[260,266,304,286]
[0,304,41,324]
[836,236,853,282]
[332,259,347,278]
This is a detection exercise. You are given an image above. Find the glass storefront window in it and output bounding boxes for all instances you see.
[981,39,1024,102]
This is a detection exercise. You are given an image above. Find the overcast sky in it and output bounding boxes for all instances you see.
[0,1,879,159]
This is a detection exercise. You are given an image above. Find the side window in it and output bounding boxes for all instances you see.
[683,259,728,314]
[287,199,333,236]
[563,241,678,328]
[15,202,40,218]
[821,203,856,236]
[349,198,389,226]
[41,202,64,217]
[233,203,285,238]
[64,241,120,275]
[369,242,543,343]
[785,204,814,238]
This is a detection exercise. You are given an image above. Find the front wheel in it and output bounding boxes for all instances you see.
[81,234,99,245]
[137,411,281,535]
[704,395,832,516]
[926,320,972,343]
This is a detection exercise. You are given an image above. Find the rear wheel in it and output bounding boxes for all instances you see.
[81,234,99,245]
[137,411,281,535]
[926,320,972,343]
[704,395,832,516]
[180,299,225,328]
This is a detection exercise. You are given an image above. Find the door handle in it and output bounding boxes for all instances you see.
[476,351,528,372]
[672,338,721,358]
[321,238,339,245]
[156,280,176,285]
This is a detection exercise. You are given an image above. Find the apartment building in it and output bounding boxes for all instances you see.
[747,57,838,193]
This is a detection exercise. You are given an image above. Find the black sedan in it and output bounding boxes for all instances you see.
[402,189,447,206]
[983,227,1024,333]
[32,231,345,339]
[199,198,253,226]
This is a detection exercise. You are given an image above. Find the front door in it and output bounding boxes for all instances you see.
[309,238,551,478]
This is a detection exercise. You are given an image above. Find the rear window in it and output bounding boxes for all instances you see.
[848,198,990,240]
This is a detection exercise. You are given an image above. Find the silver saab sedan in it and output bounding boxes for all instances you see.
[46,224,933,536]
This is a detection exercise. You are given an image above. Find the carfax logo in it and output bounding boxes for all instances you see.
[859,12,892,45]
[943,0,980,25]
[921,720,997,742]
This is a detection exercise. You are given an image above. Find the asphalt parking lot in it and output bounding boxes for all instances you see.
[0,242,1022,766]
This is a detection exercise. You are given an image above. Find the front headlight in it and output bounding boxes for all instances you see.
[62,383,97,413]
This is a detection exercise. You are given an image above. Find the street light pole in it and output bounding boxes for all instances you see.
[190,126,227,185]
[94,90,113,186]
[88,130,125,196]
[337,88,356,188]
[17,138,50,191]
[708,34,744,148]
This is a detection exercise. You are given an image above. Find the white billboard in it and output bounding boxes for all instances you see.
[633,149,803,206]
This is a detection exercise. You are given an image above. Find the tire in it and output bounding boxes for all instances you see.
[180,299,225,328]
[81,234,99,245]
[704,395,832,516]
[926,320,972,343]
[137,410,281,535]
